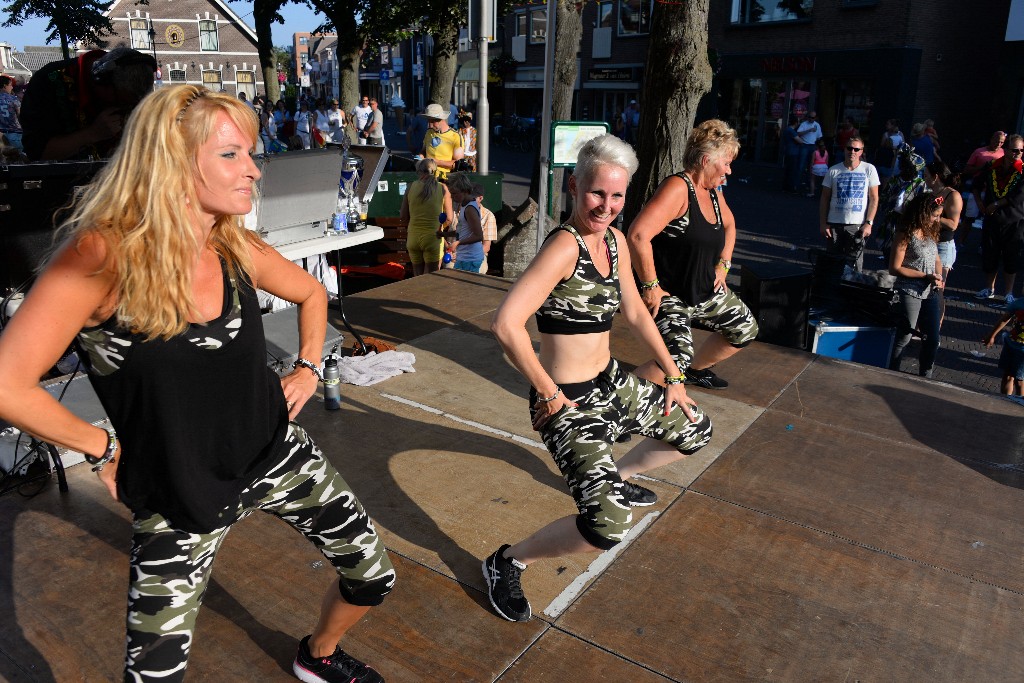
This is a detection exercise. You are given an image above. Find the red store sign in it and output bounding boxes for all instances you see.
[760,56,817,73]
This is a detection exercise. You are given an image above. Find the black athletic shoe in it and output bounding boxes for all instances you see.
[621,480,658,506]
[684,367,729,389]
[482,544,532,622]
[293,635,384,683]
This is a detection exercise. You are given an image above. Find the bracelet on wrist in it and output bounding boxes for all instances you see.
[293,357,324,382]
[536,387,561,403]
[639,278,659,291]
[85,427,119,472]
[664,374,685,385]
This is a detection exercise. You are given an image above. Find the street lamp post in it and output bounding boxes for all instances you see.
[147,18,159,86]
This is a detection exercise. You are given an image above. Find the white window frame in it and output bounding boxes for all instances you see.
[199,19,219,52]
[130,19,151,51]
[730,0,813,24]
[169,69,187,82]
[202,68,222,91]
[529,8,547,44]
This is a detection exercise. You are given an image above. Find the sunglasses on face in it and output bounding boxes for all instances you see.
[1010,148,1024,156]
[846,147,863,152]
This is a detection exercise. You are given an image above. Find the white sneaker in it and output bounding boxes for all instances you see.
[975,288,995,300]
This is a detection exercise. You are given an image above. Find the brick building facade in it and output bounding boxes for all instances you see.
[101,0,263,98]
[491,0,1019,167]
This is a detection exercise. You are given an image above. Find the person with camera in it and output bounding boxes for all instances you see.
[20,47,156,161]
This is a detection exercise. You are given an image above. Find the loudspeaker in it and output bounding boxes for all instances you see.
[739,261,812,350]
[0,161,106,290]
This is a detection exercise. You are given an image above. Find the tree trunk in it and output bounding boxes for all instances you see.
[324,10,361,111]
[253,5,279,102]
[624,0,712,227]
[548,0,583,222]
[429,22,459,107]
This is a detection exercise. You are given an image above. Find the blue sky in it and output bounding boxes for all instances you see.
[1,1,325,51]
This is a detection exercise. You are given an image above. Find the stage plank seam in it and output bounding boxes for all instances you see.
[682,488,1024,598]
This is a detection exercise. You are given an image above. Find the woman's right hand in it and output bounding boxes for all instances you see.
[640,285,667,317]
[531,393,576,431]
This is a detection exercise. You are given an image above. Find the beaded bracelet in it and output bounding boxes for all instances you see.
[664,374,685,385]
[86,427,119,472]
[639,278,660,291]
[536,387,562,403]
[293,357,324,382]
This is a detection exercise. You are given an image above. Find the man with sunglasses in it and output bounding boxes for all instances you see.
[973,134,1024,304]
[819,136,880,272]
[350,95,372,145]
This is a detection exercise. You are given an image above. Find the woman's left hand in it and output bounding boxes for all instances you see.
[664,383,700,423]
[281,369,319,420]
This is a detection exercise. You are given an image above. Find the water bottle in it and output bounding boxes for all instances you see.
[323,357,341,410]
[347,200,361,232]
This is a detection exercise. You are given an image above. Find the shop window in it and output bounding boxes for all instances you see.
[730,0,812,24]
[130,19,151,51]
[618,0,652,36]
[169,69,186,82]
[530,9,547,44]
[199,19,219,52]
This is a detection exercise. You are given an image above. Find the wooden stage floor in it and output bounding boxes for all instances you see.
[2,269,1023,681]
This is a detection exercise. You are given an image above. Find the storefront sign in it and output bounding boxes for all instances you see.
[588,67,633,81]
[760,56,816,73]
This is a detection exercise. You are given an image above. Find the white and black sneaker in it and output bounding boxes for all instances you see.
[621,480,658,506]
[684,367,729,389]
[482,544,532,622]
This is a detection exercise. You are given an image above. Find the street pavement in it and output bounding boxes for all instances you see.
[379,114,1017,400]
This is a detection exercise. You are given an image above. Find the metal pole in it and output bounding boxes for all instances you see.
[535,0,557,255]
[477,0,490,175]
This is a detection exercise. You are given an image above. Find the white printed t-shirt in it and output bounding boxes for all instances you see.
[822,161,880,225]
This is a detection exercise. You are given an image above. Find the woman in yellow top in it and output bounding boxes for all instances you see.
[400,157,454,276]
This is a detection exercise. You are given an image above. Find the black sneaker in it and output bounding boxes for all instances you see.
[482,544,532,622]
[293,635,383,683]
[621,480,658,506]
[684,367,729,389]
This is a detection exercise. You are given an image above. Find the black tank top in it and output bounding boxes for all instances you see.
[651,173,725,306]
[78,261,289,532]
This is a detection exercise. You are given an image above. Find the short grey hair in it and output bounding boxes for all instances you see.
[573,134,639,185]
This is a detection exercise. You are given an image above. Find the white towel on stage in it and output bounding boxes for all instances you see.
[337,351,416,386]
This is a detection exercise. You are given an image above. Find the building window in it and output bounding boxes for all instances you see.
[202,69,222,91]
[618,0,652,36]
[529,8,547,43]
[169,69,186,82]
[595,1,615,29]
[199,19,219,51]
[300,53,309,66]
[730,0,812,24]
[236,70,256,100]
[299,36,308,45]
[514,13,528,37]
[130,19,151,50]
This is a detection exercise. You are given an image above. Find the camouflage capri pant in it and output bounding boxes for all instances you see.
[530,359,713,550]
[124,423,395,683]
[655,289,759,371]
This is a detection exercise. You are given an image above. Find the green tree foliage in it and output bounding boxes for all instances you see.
[3,0,114,59]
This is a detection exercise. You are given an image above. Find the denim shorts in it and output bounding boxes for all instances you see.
[999,342,1024,381]
[937,240,956,271]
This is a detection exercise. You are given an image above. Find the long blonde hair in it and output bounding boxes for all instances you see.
[55,85,261,340]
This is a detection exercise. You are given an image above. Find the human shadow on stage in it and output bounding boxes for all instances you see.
[865,383,1024,489]
[305,394,568,609]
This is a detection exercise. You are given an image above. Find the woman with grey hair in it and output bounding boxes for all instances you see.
[627,119,759,391]
[484,134,713,623]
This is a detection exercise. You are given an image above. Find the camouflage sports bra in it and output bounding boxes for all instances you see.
[535,223,620,335]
